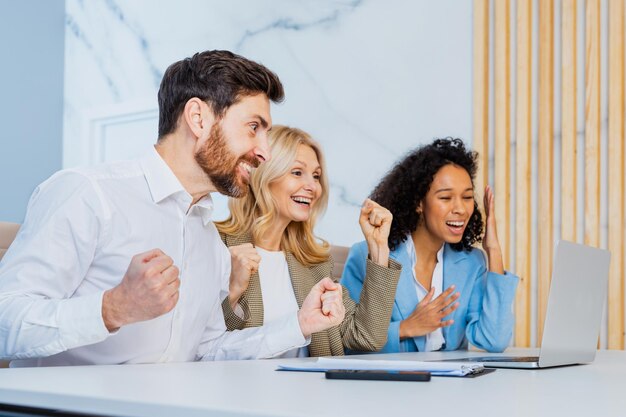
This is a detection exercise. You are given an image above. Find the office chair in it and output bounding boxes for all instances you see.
[0,221,20,262]
[0,222,19,367]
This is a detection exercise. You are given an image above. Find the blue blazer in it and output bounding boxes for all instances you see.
[341,240,519,353]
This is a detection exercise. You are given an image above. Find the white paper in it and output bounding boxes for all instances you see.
[277,358,485,376]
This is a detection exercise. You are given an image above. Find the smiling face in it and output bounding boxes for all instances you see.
[269,144,323,227]
[194,93,272,197]
[417,163,475,245]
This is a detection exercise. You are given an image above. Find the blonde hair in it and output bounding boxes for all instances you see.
[216,125,330,265]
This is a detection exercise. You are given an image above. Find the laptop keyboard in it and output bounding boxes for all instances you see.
[481,356,540,363]
[441,356,540,363]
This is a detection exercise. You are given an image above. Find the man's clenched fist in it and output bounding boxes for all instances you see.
[102,249,180,331]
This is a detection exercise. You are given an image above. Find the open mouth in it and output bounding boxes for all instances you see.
[446,220,465,233]
[238,161,253,181]
[291,196,312,207]
[239,161,253,173]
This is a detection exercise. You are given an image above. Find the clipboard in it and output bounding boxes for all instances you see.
[277,358,496,378]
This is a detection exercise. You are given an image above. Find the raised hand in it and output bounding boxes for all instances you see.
[359,199,393,266]
[399,285,460,339]
[102,249,180,331]
[482,185,504,274]
[297,277,346,338]
[227,243,261,309]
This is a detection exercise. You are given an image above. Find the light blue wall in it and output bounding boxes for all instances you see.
[0,0,65,223]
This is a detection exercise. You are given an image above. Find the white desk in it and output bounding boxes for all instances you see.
[0,348,625,417]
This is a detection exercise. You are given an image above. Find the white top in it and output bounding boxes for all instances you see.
[0,147,306,366]
[405,237,445,351]
[256,247,309,358]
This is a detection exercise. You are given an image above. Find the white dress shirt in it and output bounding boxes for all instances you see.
[0,148,307,366]
[405,237,445,351]
[256,247,308,358]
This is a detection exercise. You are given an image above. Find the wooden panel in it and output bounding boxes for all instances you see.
[514,0,532,347]
[494,0,510,268]
[473,0,490,193]
[607,0,625,350]
[537,0,554,343]
[561,0,577,242]
[585,1,601,249]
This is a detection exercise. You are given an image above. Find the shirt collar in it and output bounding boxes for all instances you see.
[140,147,215,225]
[405,235,445,268]
[197,194,215,226]
[436,244,444,263]
[140,147,186,203]
[442,244,469,264]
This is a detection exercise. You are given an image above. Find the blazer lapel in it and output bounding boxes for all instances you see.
[393,240,428,352]
[441,245,472,295]
[441,244,470,342]
[285,252,313,307]
[391,241,420,321]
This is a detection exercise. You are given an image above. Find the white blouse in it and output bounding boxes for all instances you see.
[257,247,309,358]
[405,237,446,351]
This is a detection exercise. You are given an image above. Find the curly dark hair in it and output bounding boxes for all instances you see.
[370,138,483,252]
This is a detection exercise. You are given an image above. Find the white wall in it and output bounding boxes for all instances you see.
[63,0,473,246]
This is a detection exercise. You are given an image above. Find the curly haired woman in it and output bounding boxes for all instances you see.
[341,138,519,353]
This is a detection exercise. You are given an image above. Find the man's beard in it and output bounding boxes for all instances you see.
[194,124,258,198]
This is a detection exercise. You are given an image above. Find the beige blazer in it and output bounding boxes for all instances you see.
[220,232,401,357]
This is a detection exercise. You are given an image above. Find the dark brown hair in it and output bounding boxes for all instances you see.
[157,50,284,138]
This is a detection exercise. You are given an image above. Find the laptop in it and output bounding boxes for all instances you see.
[449,240,610,369]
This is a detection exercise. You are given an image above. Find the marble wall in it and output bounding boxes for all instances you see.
[63,0,473,247]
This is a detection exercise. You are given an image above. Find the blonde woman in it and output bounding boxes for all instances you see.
[216,125,401,357]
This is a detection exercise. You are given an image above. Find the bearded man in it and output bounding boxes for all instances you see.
[0,50,345,366]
